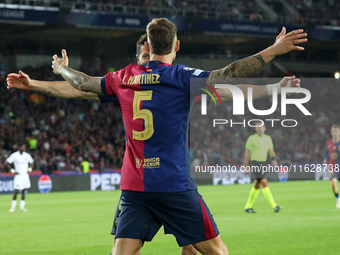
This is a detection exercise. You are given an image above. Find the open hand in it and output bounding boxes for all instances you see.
[6,71,31,90]
[52,49,69,75]
[271,27,308,56]
[279,76,301,89]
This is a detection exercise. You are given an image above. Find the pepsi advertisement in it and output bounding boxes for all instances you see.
[0,174,103,194]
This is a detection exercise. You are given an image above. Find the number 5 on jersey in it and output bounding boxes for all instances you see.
[133,91,154,140]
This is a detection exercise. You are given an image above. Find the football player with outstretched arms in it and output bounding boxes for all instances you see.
[7,35,149,102]
[7,25,307,101]
[7,34,199,255]
[8,22,306,254]
[49,18,306,255]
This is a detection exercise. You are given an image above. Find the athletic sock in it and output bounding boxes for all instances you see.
[20,200,26,209]
[11,200,17,209]
[245,187,260,208]
[335,193,339,199]
[262,187,277,208]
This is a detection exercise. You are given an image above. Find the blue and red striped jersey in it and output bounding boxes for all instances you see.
[101,61,210,192]
[324,140,340,171]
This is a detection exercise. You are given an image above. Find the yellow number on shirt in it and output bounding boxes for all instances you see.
[132,91,154,140]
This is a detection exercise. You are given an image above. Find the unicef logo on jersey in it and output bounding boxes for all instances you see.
[38,175,52,193]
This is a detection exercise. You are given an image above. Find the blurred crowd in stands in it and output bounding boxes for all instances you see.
[0,61,338,174]
[287,0,340,26]
[172,0,266,22]
[0,64,125,174]
[2,0,339,26]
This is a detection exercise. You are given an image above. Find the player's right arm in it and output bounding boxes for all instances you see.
[243,149,251,174]
[4,158,16,174]
[323,145,329,164]
[6,71,100,101]
[52,49,103,95]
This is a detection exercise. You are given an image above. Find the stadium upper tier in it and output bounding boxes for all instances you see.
[285,0,340,26]
[1,0,339,26]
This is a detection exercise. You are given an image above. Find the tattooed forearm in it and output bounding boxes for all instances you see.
[208,54,265,87]
[234,54,265,78]
[60,67,103,95]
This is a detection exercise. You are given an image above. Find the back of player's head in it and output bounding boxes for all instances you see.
[136,34,147,57]
[146,18,177,55]
[332,124,340,129]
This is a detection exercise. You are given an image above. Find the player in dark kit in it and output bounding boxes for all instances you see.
[50,18,307,255]
[323,124,340,209]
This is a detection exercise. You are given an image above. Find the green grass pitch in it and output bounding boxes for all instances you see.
[0,180,339,255]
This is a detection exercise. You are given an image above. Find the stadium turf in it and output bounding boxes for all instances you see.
[0,180,339,255]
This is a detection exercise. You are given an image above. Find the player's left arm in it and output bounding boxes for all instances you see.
[28,155,34,172]
[28,163,34,172]
[244,149,251,166]
[269,148,278,166]
[208,27,307,86]
[215,76,300,101]
[52,49,103,95]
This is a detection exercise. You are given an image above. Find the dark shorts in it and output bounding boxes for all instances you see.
[115,190,219,247]
[111,195,123,235]
[251,161,267,181]
[329,170,340,180]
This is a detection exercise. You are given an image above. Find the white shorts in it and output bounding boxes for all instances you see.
[13,174,31,190]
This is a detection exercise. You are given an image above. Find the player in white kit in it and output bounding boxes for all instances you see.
[5,143,34,212]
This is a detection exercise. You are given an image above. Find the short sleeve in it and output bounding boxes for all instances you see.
[101,74,113,96]
[98,95,119,104]
[268,136,274,149]
[101,72,119,97]
[245,137,252,150]
[6,153,14,164]
[101,64,136,97]
[181,66,211,97]
[28,154,34,164]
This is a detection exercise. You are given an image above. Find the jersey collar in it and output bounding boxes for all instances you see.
[145,60,172,67]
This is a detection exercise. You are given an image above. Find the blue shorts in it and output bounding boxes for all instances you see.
[111,195,123,235]
[330,170,340,180]
[115,190,219,247]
